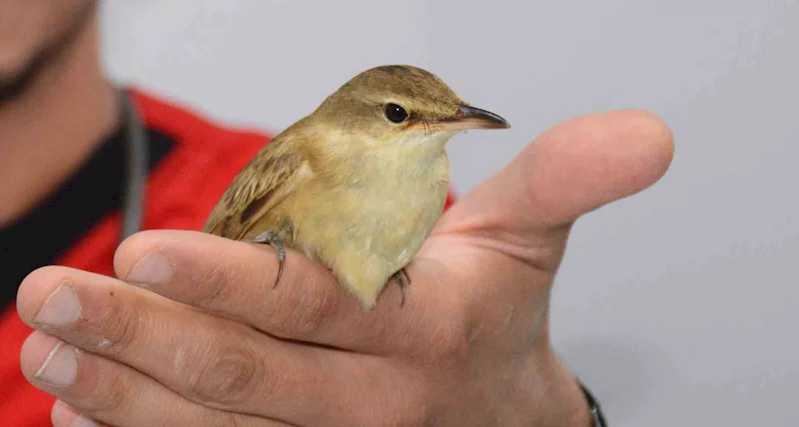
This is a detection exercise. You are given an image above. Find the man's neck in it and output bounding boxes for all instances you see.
[0,16,119,227]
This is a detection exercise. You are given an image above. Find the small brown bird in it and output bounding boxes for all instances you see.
[203,65,509,309]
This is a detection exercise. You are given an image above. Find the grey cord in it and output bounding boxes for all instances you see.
[119,89,148,242]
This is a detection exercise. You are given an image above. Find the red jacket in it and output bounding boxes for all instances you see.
[0,89,455,426]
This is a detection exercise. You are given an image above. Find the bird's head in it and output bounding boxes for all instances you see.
[307,65,509,150]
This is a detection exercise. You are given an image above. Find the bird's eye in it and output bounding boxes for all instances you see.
[384,103,409,123]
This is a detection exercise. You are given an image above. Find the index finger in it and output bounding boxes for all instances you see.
[113,229,456,354]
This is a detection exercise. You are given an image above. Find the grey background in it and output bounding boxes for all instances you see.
[100,1,799,425]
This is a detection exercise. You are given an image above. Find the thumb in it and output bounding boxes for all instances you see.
[435,110,674,245]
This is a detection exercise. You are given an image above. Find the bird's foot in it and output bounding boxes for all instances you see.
[247,230,286,288]
[245,217,295,288]
[389,268,411,307]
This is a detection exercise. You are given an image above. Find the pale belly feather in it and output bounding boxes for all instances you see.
[287,153,449,307]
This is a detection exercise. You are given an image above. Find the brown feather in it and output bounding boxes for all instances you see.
[201,65,508,309]
[203,134,310,241]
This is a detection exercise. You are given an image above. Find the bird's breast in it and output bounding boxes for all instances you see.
[291,151,450,271]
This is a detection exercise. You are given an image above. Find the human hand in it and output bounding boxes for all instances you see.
[17,110,673,426]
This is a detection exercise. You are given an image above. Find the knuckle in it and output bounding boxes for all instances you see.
[396,399,433,427]
[270,278,338,338]
[89,298,141,356]
[76,364,135,416]
[193,262,242,309]
[212,414,247,427]
[205,411,247,427]
[183,337,267,406]
[361,385,432,427]
[293,284,339,335]
[411,406,436,427]
[55,350,135,421]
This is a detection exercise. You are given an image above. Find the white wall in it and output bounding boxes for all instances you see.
[100,1,799,425]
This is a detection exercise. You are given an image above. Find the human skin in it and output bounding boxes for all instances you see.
[16,107,674,426]
[0,0,117,227]
[0,1,675,426]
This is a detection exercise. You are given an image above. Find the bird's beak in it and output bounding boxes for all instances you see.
[437,104,511,130]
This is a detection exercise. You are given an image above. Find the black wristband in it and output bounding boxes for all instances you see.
[578,380,607,426]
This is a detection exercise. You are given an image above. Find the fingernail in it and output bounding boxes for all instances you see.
[126,250,173,285]
[51,400,97,427]
[34,284,82,327]
[72,415,99,427]
[35,341,78,387]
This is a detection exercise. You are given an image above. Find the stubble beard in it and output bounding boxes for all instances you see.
[0,1,97,105]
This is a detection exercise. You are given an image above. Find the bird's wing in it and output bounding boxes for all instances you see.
[203,139,311,240]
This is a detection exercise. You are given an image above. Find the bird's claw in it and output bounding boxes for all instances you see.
[247,229,285,288]
[390,268,411,307]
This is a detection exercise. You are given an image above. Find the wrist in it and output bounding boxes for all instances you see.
[523,351,595,427]
[577,380,607,427]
